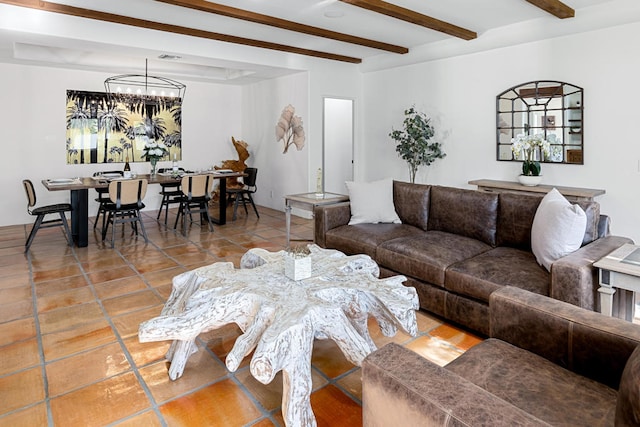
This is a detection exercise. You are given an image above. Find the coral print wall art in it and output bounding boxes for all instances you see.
[65,90,182,164]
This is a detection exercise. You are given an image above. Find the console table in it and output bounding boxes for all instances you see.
[284,192,349,245]
[468,179,605,202]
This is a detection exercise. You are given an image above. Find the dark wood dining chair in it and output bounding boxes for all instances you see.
[174,174,214,235]
[93,170,124,230]
[156,167,187,225]
[101,178,148,248]
[226,167,259,221]
[22,179,73,252]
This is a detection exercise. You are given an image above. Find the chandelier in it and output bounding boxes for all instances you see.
[104,59,186,110]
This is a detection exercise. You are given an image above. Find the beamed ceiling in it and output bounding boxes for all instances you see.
[0,0,630,83]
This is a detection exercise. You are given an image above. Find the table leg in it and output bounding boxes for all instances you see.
[212,177,227,225]
[285,201,292,246]
[598,285,615,316]
[71,189,89,248]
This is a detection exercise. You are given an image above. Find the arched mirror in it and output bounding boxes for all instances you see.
[497,81,583,164]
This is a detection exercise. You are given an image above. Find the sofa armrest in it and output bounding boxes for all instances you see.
[362,343,550,426]
[550,235,634,310]
[313,202,351,247]
[490,286,640,389]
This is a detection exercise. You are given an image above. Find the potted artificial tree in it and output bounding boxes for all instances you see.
[389,107,446,183]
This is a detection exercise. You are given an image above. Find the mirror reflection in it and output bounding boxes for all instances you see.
[497,81,583,164]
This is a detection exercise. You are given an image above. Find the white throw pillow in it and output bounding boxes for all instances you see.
[345,178,401,225]
[531,188,587,271]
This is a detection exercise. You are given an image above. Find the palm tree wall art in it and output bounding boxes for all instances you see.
[65,90,182,165]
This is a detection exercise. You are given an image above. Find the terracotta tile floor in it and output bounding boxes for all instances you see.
[0,204,482,426]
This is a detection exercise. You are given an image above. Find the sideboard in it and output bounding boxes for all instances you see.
[468,179,605,202]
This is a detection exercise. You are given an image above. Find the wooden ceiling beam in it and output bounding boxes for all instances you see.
[339,0,477,41]
[525,0,575,19]
[0,0,362,63]
[155,0,408,54]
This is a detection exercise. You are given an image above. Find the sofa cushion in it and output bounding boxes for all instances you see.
[428,186,499,246]
[325,223,420,259]
[532,188,587,271]
[576,200,601,245]
[446,247,549,303]
[446,338,618,426]
[496,192,542,249]
[345,178,400,225]
[616,345,640,425]
[377,230,491,286]
[393,181,430,231]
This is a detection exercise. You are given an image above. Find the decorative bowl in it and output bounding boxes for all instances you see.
[518,175,542,187]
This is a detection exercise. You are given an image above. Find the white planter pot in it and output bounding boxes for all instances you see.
[518,175,542,187]
[284,255,311,281]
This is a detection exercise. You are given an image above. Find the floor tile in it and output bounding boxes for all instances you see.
[159,378,262,426]
[38,302,105,335]
[0,368,45,414]
[102,289,164,317]
[41,319,116,361]
[0,285,31,306]
[46,342,131,396]
[50,372,150,426]
[0,402,48,427]
[405,335,464,367]
[86,265,138,284]
[112,410,163,427]
[138,348,227,404]
[93,276,149,300]
[0,317,36,346]
[34,275,89,298]
[310,385,362,427]
[311,339,357,379]
[0,338,40,376]
[36,285,95,313]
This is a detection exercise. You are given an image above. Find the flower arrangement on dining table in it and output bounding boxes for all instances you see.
[511,133,551,176]
[142,140,170,175]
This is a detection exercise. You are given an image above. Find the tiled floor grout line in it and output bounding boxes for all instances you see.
[26,249,55,427]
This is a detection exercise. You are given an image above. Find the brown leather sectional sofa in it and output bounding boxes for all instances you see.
[362,286,640,426]
[314,181,632,335]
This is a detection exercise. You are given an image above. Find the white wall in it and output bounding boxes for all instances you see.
[1,62,242,226]
[240,72,310,212]
[362,21,640,243]
[241,61,362,214]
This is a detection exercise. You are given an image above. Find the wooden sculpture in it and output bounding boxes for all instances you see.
[215,136,249,190]
[211,137,250,202]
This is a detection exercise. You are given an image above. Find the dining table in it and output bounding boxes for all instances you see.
[42,171,245,247]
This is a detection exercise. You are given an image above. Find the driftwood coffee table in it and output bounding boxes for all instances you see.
[138,244,418,427]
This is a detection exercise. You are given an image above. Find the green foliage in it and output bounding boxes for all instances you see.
[522,160,541,176]
[389,107,446,183]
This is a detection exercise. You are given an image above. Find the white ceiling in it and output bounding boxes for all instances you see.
[0,0,636,84]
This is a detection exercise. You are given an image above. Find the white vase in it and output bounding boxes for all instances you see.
[284,254,311,281]
[518,175,542,187]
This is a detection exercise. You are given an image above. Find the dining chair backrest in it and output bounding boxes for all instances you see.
[23,179,37,210]
[243,167,258,188]
[108,179,148,208]
[180,174,213,200]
